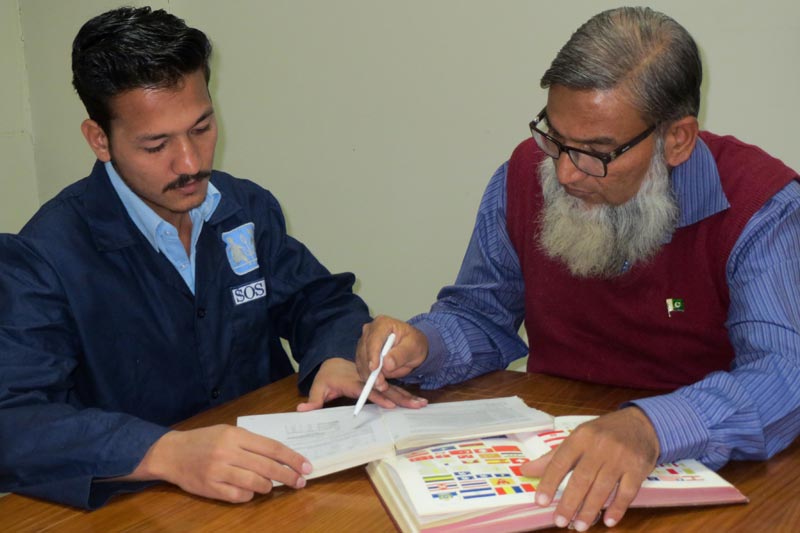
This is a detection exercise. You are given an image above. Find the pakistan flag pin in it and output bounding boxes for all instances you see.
[666,298,685,317]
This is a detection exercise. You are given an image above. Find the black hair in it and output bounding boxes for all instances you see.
[71,6,212,134]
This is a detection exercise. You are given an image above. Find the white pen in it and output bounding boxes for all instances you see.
[353,332,396,417]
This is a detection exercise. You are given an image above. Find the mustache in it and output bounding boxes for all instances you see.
[163,170,212,193]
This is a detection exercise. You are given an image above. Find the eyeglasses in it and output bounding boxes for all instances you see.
[529,107,656,178]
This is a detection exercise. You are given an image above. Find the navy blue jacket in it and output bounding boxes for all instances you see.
[0,162,371,508]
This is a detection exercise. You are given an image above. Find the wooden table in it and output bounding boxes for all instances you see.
[1,371,798,532]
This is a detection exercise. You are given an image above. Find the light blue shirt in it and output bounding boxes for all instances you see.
[105,161,221,294]
[407,138,800,470]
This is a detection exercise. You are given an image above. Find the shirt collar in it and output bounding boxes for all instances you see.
[671,137,730,228]
[105,161,221,251]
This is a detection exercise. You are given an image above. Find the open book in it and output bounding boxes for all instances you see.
[237,396,552,480]
[367,416,748,533]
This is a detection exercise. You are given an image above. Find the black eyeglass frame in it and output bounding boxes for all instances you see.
[529,107,656,178]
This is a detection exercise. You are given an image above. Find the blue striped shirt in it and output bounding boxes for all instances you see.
[407,138,800,468]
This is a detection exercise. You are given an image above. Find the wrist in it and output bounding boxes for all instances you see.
[130,430,179,481]
[625,406,660,460]
[629,394,709,463]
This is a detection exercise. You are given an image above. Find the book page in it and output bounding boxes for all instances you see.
[237,396,552,481]
[382,396,553,450]
[634,459,747,507]
[238,404,394,479]
[643,459,733,489]
[520,415,596,459]
[386,435,542,516]
[369,414,745,530]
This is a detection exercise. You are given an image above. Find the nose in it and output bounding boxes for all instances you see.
[554,152,586,186]
[172,136,201,176]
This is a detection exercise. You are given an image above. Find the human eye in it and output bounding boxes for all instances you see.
[143,142,166,154]
[575,141,612,156]
[542,128,560,143]
[192,123,212,135]
[588,146,615,157]
[546,126,566,144]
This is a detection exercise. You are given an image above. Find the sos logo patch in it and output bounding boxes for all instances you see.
[231,279,267,306]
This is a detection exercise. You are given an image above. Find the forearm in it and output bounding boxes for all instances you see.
[280,273,372,392]
[0,405,168,508]
[406,310,527,389]
[631,343,800,468]
[402,163,528,389]
[0,236,170,508]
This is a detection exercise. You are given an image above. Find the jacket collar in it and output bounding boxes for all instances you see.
[82,160,242,252]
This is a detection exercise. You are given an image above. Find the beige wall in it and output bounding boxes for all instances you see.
[17,0,169,205]
[0,0,38,232]
[6,0,800,322]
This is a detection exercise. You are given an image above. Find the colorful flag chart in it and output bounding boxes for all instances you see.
[532,428,570,451]
[397,437,541,512]
[370,418,747,530]
[647,462,706,483]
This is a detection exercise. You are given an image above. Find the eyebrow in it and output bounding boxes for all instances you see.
[544,114,618,147]
[136,109,215,143]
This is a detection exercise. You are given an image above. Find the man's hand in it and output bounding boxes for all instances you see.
[355,315,429,392]
[296,357,428,412]
[521,408,660,530]
[123,425,313,503]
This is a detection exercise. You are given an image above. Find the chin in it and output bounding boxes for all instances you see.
[170,196,206,214]
[575,198,606,210]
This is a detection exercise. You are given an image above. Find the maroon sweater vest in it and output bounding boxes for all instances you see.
[506,132,797,390]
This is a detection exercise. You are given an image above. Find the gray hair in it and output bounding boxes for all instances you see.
[541,7,702,126]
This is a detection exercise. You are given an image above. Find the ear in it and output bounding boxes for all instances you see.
[662,116,699,168]
[80,119,112,162]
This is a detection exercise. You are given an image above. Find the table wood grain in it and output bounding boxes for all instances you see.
[1,371,798,532]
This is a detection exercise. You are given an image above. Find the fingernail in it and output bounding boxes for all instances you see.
[416,397,428,404]
[554,515,569,528]
[302,461,313,475]
[295,477,306,489]
[536,493,550,506]
[604,517,617,527]
[573,520,588,531]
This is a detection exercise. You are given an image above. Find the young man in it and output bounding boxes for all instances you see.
[356,7,800,530]
[0,7,423,509]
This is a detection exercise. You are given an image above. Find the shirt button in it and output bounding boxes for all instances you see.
[211,388,220,399]
[196,307,206,318]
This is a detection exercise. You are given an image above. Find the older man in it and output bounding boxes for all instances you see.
[356,7,800,530]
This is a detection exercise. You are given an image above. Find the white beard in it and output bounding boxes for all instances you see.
[537,139,679,279]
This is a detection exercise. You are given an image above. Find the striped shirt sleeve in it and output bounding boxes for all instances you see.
[406,163,528,389]
[633,180,800,468]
